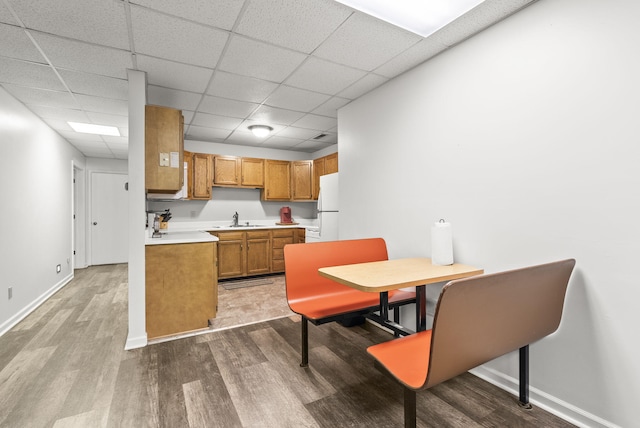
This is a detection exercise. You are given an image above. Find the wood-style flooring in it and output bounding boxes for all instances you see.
[0,264,575,427]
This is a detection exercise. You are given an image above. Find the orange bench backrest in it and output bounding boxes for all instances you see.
[283,238,389,303]
[424,258,576,389]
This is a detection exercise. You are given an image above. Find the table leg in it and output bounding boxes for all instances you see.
[415,285,426,332]
[380,291,389,320]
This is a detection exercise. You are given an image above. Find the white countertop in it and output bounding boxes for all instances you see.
[145,230,218,246]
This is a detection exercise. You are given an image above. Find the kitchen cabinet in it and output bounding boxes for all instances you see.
[145,241,217,339]
[212,230,271,278]
[213,155,240,186]
[184,150,193,199]
[192,152,212,200]
[312,153,338,200]
[263,160,291,201]
[291,160,313,201]
[271,228,304,273]
[241,157,264,187]
[324,152,338,174]
[145,105,184,193]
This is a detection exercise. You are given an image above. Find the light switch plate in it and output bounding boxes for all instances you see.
[159,152,170,167]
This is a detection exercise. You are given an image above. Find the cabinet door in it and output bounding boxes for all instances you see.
[291,160,313,200]
[214,156,240,185]
[312,157,325,200]
[246,231,271,275]
[263,160,291,200]
[184,150,193,199]
[145,105,184,192]
[215,232,245,278]
[324,153,338,174]
[241,158,265,187]
[192,153,212,200]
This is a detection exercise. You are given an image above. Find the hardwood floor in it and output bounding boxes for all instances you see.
[0,264,575,428]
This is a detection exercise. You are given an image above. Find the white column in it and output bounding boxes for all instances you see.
[125,69,147,349]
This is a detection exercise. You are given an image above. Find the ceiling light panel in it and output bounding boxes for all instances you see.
[335,0,486,38]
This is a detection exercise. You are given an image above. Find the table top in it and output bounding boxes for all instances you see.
[318,257,484,292]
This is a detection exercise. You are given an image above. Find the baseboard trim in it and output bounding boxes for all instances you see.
[470,366,620,428]
[0,272,74,337]
[125,334,148,350]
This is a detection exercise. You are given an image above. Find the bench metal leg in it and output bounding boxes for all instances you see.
[393,306,400,338]
[415,285,427,332]
[301,317,309,368]
[404,387,417,428]
[519,345,532,409]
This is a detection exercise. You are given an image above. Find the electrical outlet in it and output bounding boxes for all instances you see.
[56,264,61,273]
[190,210,196,218]
[8,287,12,300]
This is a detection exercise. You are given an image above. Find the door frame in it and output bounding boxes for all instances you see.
[72,161,87,269]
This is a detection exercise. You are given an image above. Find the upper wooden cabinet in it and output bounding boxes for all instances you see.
[324,152,338,174]
[263,160,291,201]
[192,153,212,200]
[312,153,338,199]
[241,158,264,187]
[213,155,240,186]
[291,160,313,201]
[145,105,184,192]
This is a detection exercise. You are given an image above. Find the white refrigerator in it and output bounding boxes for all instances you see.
[317,172,339,241]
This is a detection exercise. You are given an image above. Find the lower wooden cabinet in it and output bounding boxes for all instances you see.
[213,228,304,279]
[145,242,217,339]
[213,230,272,279]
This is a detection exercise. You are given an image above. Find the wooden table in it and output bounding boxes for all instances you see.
[319,258,483,334]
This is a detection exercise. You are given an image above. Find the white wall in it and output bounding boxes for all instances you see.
[338,0,639,426]
[0,87,86,334]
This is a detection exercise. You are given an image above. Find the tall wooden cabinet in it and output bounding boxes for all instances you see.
[145,105,184,193]
[291,160,313,200]
[192,153,212,200]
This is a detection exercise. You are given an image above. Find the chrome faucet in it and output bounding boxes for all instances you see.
[232,211,239,227]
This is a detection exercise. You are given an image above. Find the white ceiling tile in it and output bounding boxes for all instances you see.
[7,0,129,49]
[31,32,133,79]
[292,114,337,131]
[276,127,323,140]
[3,84,77,109]
[312,96,351,118]
[198,95,259,119]
[291,139,333,152]
[191,112,243,130]
[41,118,73,131]
[0,58,64,91]
[130,5,228,68]
[259,135,303,150]
[27,105,88,122]
[185,126,232,143]
[76,94,128,116]
[60,132,106,143]
[0,3,18,25]
[58,70,128,100]
[207,71,279,104]
[106,141,128,151]
[0,25,46,63]
[136,55,213,93]
[218,36,308,82]
[374,39,448,78]
[86,112,128,128]
[102,135,129,145]
[339,73,389,99]
[235,0,351,54]
[248,105,305,126]
[285,57,367,95]
[314,13,421,71]
[225,129,265,145]
[130,0,244,31]
[147,86,203,111]
[265,86,331,112]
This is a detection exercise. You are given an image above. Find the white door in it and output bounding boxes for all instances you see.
[91,172,128,265]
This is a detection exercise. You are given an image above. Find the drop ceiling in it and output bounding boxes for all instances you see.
[0,0,536,159]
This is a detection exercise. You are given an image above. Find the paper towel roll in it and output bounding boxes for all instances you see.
[431,219,453,265]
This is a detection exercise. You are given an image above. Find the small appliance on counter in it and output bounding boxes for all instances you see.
[277,206,298,225]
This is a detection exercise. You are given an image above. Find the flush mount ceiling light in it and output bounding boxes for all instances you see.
[248,125,273,138]
[68,121,120,136]
[335,0,486,38]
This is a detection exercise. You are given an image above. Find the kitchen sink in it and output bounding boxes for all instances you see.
[228,224,264,228]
